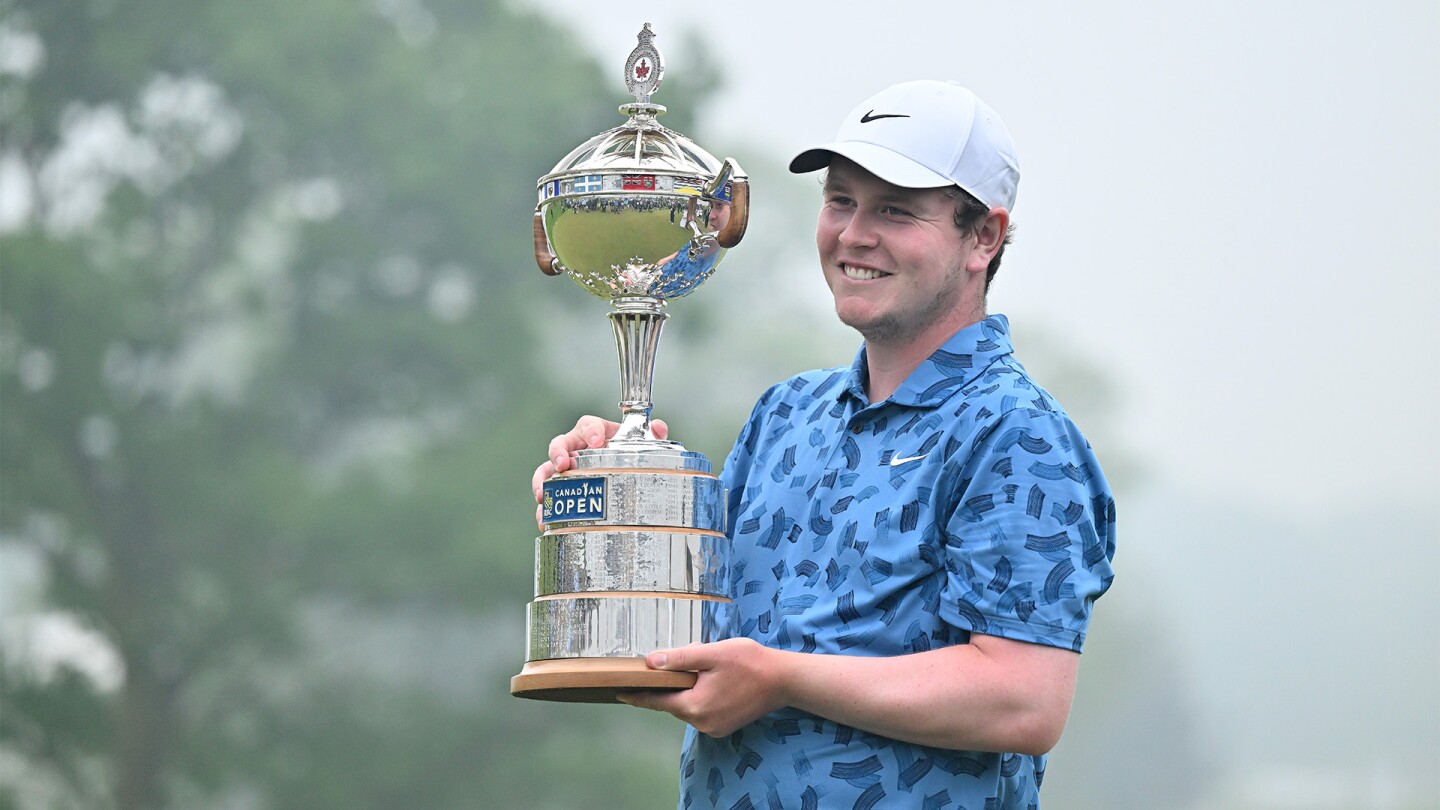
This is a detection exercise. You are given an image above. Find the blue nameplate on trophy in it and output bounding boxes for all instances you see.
[542,477,607,523]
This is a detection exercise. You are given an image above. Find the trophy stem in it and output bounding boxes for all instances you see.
[608,296,667,443]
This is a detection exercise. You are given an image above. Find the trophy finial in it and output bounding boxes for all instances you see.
[624,23,664,105]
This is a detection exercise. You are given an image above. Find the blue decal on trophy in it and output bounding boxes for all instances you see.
[542,476,607,523]
[574,174,604,193]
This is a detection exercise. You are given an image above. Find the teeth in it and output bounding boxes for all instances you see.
[843,264,886,281]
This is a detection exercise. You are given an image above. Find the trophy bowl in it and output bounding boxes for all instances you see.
[531,25,748,306]
[512,24,746,703]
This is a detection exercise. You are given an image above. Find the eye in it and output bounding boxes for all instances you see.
[824,193,855,207]
[881,204,914,218]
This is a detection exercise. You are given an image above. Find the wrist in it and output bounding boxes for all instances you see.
[761,645,799,710]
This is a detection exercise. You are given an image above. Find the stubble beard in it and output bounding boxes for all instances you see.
[838,263,969,348]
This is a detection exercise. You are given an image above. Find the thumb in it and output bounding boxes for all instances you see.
[646,644,705,671]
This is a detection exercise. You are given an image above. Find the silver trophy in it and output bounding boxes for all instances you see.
[511,24,749,703]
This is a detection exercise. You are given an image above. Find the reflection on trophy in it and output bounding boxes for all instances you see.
[511,24,749,703]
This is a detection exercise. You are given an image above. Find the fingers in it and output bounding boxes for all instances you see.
[535,416,623,531]
[531,459,557,503]
[545,436,577,474]
[536,415,670,525]
[616,691,674,711]
[546,415,620,474]
[573,415,616,450]
[613,647,703,712]
[543,415,670,475]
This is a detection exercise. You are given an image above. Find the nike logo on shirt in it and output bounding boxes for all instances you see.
[890,453,929,466]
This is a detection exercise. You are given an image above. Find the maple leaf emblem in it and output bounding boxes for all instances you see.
[635,59,650,80]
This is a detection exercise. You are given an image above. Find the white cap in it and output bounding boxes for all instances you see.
[789,80,1020,211]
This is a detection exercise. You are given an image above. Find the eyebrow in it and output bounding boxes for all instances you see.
[823,177,928,208]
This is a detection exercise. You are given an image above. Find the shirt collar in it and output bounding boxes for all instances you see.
[842,314,1016,408]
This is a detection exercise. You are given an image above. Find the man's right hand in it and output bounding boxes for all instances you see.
[531,415,669,527]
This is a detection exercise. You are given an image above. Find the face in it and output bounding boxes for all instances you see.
[816,158,989,350]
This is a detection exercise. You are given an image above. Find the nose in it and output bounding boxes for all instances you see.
[837,209,878,249]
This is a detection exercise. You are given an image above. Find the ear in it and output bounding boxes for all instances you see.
[966,207,1010,275]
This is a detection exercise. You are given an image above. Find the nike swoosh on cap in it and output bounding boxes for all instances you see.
[860,110,910,123]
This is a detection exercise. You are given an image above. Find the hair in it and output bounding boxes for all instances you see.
[944,186,1015,291]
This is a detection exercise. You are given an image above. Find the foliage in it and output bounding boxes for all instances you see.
[0,0,718,806]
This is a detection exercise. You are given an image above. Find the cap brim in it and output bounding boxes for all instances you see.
[788,142,952,189]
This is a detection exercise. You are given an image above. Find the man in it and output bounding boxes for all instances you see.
[534,80,1115,809]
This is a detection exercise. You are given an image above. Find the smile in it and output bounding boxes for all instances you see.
[842,264,890,281]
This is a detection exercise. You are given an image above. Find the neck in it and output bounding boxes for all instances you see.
[863,309,985,403]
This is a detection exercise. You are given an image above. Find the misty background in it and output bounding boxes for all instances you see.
[1,1,1436,808]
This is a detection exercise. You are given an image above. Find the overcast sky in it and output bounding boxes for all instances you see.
[520,0,1439,517]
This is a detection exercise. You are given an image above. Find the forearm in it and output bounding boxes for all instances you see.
[769,639,1077,755]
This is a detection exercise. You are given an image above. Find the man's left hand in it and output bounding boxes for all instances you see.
[617,638,789,738]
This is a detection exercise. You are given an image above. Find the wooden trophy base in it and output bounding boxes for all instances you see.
[511,658,697,703]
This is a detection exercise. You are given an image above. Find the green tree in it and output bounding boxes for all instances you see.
[0,1,718,806]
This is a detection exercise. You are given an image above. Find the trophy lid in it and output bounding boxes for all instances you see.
[538,24,723,192]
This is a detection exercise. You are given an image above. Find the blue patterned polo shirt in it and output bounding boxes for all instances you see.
[679,314,1116,810]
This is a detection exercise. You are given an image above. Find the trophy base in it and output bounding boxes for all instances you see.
[511,658,697,703]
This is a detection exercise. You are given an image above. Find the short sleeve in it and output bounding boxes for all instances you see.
[936,408,1116,652]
